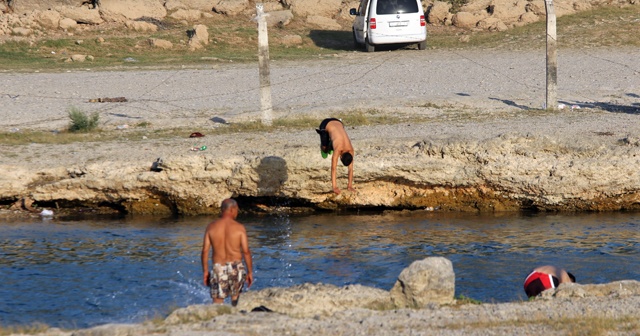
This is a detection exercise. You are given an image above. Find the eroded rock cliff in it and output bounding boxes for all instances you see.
[2,110,639,216]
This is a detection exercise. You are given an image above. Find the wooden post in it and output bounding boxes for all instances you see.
[545,0,558,110]
[255,4,273,126]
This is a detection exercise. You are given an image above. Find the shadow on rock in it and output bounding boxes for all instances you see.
[256,156,288,196]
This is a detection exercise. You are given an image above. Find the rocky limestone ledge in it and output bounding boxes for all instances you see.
[2,130,640,216]
[31,257,640,336]
[38,281,640,336]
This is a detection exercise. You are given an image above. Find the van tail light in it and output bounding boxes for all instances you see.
[369,18,376,29]
[420,15,426,26]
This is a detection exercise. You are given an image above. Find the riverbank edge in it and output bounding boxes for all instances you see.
[3,109,640,219]
[6,280,640,336]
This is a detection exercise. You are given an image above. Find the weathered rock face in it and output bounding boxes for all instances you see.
[390,257,455,307]
[540,280,640,299]
[212,0,249,15]
[265,10,294,27]
[428,1,453,25]
[235,283,394,316]
[57,6,103,24]
[187,23,209,50]
[167,258,449,318]
[99,0,167,20]
[125,19,158,32]
[2,124,640,216]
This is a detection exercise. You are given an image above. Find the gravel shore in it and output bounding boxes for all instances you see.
[1,48,639,132]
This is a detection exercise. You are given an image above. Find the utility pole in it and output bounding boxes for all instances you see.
[545,0,558,110]
[255,4,273,125]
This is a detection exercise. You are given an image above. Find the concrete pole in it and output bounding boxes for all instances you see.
[256,4,273,126]
[545,0,558,110]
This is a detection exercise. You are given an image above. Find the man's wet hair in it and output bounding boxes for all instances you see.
[221,198,238,213]
[340,153,353,166]
[568,272,576,283]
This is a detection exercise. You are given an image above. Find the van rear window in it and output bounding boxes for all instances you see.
[376,0,419,14]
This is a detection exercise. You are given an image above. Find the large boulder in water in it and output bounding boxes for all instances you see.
[390,257,455,308]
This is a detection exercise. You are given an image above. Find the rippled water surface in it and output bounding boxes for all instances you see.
[1,211,638,328]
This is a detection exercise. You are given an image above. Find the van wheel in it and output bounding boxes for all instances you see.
[418,40,427,50]
[352,29,362,49]
[365,39,375,52]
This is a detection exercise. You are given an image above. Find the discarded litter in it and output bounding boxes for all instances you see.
[124,57,138,63]
[150,157,163,172]
[89,97,128,103]
[558,103,566,110]
[210,117,228,124]
[189,132,205,138]
[190,145,207,151]
[571,105,581,110]
[116,124,129,130]
[40,209,54,217]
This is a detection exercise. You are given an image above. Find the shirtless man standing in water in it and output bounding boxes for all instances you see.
[201,198,253,306]
[316,118,355,194]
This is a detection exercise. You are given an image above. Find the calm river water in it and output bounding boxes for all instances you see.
[1,211,638,328]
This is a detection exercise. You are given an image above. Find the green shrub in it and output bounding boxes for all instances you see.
[68,107,99,132]
[447,0,469,12]
[455,294,482,305]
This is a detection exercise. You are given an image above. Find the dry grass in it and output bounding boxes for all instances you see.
[447,315,639,335]
[429,5,640,50]
[0,104,584,146]
[0,109,415,146]
[0,323,50,336]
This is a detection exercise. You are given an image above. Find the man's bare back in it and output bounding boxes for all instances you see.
[531,265,573,283]
[201,198,253,305]
[524,265,575,298]
[316,118,355,194]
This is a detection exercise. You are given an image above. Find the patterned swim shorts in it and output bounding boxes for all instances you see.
[210,261,246,300]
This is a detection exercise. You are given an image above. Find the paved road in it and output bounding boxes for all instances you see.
[1,48,638,130]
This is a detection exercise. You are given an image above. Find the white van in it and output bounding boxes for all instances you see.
[349,0,427,52]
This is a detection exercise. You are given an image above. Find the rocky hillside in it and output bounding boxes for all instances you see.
[1,0,637,42]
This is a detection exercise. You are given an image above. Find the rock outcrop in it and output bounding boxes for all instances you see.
[13,254,640,335]
[167,257,452,321]
[235,283,394,316]
[2,120,640,216]
[187,23,209,50]
[541,280,640,299]
[0,0,637,39]
[69,268,640,336]
[390,257,455,307]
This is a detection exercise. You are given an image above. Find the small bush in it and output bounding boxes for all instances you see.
[455,294,482,305]
[447,0,469,12]
[68,107,99,132]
